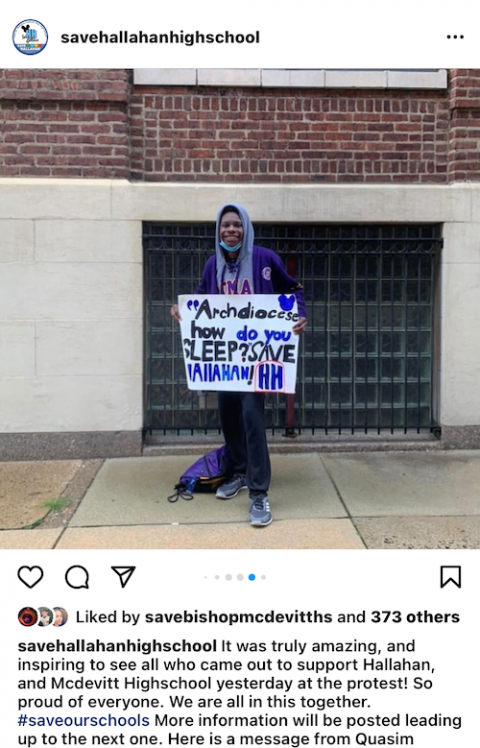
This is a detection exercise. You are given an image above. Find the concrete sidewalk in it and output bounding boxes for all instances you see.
[1,451,480,549]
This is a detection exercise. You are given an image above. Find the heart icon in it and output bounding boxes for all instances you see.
[18,566,44,589]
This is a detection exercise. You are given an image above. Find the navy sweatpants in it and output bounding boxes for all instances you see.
[217,391,271,494]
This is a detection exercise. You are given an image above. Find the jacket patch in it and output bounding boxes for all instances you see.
[262,266,272,280]
[222,278,252,295]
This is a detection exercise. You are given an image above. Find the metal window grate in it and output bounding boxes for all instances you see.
[143,224,442,437]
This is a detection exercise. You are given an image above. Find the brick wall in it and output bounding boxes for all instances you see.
[1,69,480,183]
[448,69,480,182]
[0,69,130,178]
[130,87,449,183]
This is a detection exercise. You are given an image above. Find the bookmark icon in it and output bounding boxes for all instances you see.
[440,566,461,589]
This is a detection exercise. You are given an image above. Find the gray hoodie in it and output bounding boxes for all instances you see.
[215,203,254,294]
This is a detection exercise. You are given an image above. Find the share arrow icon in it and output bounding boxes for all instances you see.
[111,566,136,588]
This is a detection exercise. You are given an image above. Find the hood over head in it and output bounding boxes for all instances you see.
[215,203,254,293]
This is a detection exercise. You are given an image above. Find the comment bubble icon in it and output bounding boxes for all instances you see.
[65,565,89,590]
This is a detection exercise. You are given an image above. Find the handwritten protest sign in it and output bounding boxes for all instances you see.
[179,294,299,393]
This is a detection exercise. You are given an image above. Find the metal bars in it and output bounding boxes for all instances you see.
[143,223,442,437]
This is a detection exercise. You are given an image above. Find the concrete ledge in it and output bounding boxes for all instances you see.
[145,429,480,455]
[134,69,448,90]
[0,180,474,224]
[325,70,387,89]
[0,432,142,462]
[261,70,327,88]
[197,69,261,87]
[0,180,113,220]
[134,69,197,86]
[442,426,480,449]
[111,182,473,223]
[144,442,443,456]
[387,70,448,89]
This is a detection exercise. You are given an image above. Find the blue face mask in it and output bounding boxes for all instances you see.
[220,240,242,253]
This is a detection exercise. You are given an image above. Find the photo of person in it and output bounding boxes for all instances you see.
[38,607,53,626]
[1,17,478,747]
[53,608,68,627]
[0,67,480,549]
[171,203,307,527]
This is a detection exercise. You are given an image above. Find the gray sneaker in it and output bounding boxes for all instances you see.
[249,493,272,527]
[216,474,247,500]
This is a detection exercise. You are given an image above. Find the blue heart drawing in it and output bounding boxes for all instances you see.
[278,294,295,312]
[187,300,200,311]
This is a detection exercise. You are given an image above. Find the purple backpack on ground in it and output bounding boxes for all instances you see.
[167,445,232,502]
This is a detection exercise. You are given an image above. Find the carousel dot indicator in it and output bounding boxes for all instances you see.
[237,574,244,581]
[225,574,232,581]
[248,574,256,581]
[215,575,220,580]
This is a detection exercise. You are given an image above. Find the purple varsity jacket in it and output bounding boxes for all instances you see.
[196,245,306,319]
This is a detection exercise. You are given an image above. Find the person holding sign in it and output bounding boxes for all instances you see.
[171,204,306,527]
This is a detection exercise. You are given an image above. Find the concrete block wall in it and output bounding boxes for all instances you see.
[0,179,143,458]
[440,213,480,445]
[1,179,480,457]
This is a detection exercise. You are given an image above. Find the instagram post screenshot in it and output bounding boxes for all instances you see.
[1,2,479,747]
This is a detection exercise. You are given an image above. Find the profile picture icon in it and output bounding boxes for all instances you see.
[53,607,68,627]
[12,19,48,56]
[18,607,38,627]
[38,607,53,626]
